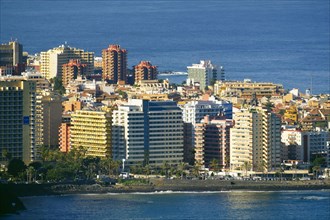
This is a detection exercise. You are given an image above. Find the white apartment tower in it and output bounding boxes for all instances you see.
[112,99,184,167]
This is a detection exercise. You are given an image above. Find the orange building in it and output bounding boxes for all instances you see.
[134,61,157,85]
[62,59,87,86]
[102,45,127,84]
[59,122,71,153]
[62,100,82,112]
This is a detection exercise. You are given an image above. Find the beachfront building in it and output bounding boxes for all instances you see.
[133,61,157,85]
[230,108,281,172]
[112,99,184,167]
[0,41,24,75]
[181,99,232,164]
[194,116,233,169]
[187,60,217,91]
[0,76,42,164]
[102,44,127,84]
[70,109,112,158]
[40,44,94,79]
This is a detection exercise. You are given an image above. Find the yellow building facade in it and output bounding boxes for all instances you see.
[70,110,112,158]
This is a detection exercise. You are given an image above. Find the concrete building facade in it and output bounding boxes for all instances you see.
[112,99,184,167]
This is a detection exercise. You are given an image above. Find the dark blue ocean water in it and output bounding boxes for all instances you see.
[3,190,330,220]
[1,0,329,94]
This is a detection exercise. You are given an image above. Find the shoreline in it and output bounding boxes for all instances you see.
[3,179,330,197]
[1,179,329,214]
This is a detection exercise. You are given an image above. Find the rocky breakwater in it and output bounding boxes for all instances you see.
[150,179,330,191]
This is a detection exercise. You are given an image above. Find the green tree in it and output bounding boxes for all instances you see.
[192,162,201,177]
[118,91,128,100]
[263,98,274,112]
[2,149,12,161]
[52,77,65,94]
[82,156,100,180]
[312,156,326,167]
[7,159,26,178]
[161,161,170,178]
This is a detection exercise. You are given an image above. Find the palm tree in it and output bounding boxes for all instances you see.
[177,162,186,179]
[192,162,201,178]
[210,159,219,172]
[161,161,170,178]
[243,161,252,177]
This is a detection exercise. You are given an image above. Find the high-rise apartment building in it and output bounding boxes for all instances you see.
[70,109,112,158]
[42,93,62,148]
[230,108,281,172]
[112,99,184,167]
[187,60,217,90]
[262,110,282,170]
[102,45,127,84]
[181,99,232,164]
[40,44,94,80]
[0,76,41,164]
[0,41,25,75]
[134,61,157,85]
[195,116,233,169]
[62,59,87,86]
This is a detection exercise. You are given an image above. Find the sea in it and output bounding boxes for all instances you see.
[3,190,330,219]
[1,0,329,94]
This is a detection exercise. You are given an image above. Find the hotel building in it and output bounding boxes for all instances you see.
[70,109,112,158]
[0,76,41,164]
[230,108,281,172]
[112,99,184,167]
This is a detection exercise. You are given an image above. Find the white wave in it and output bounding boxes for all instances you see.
[301,196,329,200]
